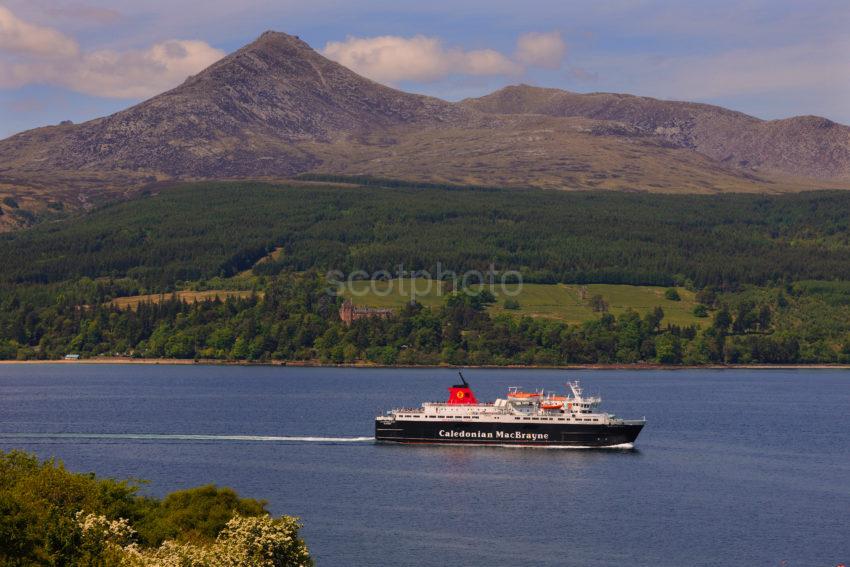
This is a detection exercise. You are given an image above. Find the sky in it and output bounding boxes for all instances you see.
[1,0,848,138]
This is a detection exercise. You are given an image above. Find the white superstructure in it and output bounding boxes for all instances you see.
[384,381,624,426]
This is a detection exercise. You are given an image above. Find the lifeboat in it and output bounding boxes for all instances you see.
[507,391,542,399]
[540,402,563,410]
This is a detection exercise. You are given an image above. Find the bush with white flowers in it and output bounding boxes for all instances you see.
[77,511,312,566]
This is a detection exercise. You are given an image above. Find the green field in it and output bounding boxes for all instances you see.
[338,278,447,310]
[340,279,704,327]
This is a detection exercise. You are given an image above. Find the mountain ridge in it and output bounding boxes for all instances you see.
[0,30,848,231]
[460,84,850,179]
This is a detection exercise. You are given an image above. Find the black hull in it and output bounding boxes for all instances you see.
[375,419,643,447]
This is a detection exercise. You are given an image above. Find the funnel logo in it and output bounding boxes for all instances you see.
[447,386,478,405]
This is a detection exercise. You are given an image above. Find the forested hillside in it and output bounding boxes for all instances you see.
[3,179,850,289]
[2,179,850,365]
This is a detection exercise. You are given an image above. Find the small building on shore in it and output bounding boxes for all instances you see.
[339,299,394,326]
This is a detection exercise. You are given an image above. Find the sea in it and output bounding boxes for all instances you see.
[0,364,847,567]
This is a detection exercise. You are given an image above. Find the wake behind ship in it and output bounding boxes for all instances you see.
[375,373,645,447]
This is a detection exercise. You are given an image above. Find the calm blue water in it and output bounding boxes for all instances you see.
[0,365,847,567]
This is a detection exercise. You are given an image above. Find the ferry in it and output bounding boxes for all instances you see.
[375,373,645,447]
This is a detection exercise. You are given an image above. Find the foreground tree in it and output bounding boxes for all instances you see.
[0,450,312,566]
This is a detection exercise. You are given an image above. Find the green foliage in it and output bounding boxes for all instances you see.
[5,181,850,290]
[0,271,847,364]
[503,298,521,310]
[664,288,681,301]
[2,180,850,365]
[134,485,268,546]
[695,288,718,308]
[0,450,305,566]
[693,304,709,317]
[793,280,850,306]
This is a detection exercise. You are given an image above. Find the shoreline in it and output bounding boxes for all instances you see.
[1,358,848,370]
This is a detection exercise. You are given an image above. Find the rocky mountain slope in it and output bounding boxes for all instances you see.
[461,85,850,180]
[0,31,466,178]
[0,31,848,230]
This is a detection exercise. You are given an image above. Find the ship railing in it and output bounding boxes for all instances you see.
[422,401,494,407]
[612,418,646,425]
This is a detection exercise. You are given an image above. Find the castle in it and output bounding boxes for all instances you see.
[339,299,394,326]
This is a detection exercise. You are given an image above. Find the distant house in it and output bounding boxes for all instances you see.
[339,299,394,326]
[64,354,80,360]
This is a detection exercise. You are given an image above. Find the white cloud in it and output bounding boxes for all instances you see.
[0,6,224,98]
[321,31,568,85]
[68,40,225,98]
[515,31,566,69]
[322,35,522,84]
[0,5,79,56]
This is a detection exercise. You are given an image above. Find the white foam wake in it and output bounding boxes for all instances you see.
[413,441,635,450]
[0,433,374,443]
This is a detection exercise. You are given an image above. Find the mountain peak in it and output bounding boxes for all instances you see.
[246,30,313,53]
[0,30,467,179]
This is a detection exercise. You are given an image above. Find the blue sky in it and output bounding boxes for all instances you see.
[1,0,848,138]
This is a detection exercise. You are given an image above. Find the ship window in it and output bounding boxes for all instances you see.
[523,417,530,420]
[558,418,565,421]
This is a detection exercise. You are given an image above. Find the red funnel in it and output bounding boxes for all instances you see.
[447,385,478,405]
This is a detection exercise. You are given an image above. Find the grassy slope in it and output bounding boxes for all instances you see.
[309,118,850,194]
[110,290,258,309]
[340,279,703,327]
